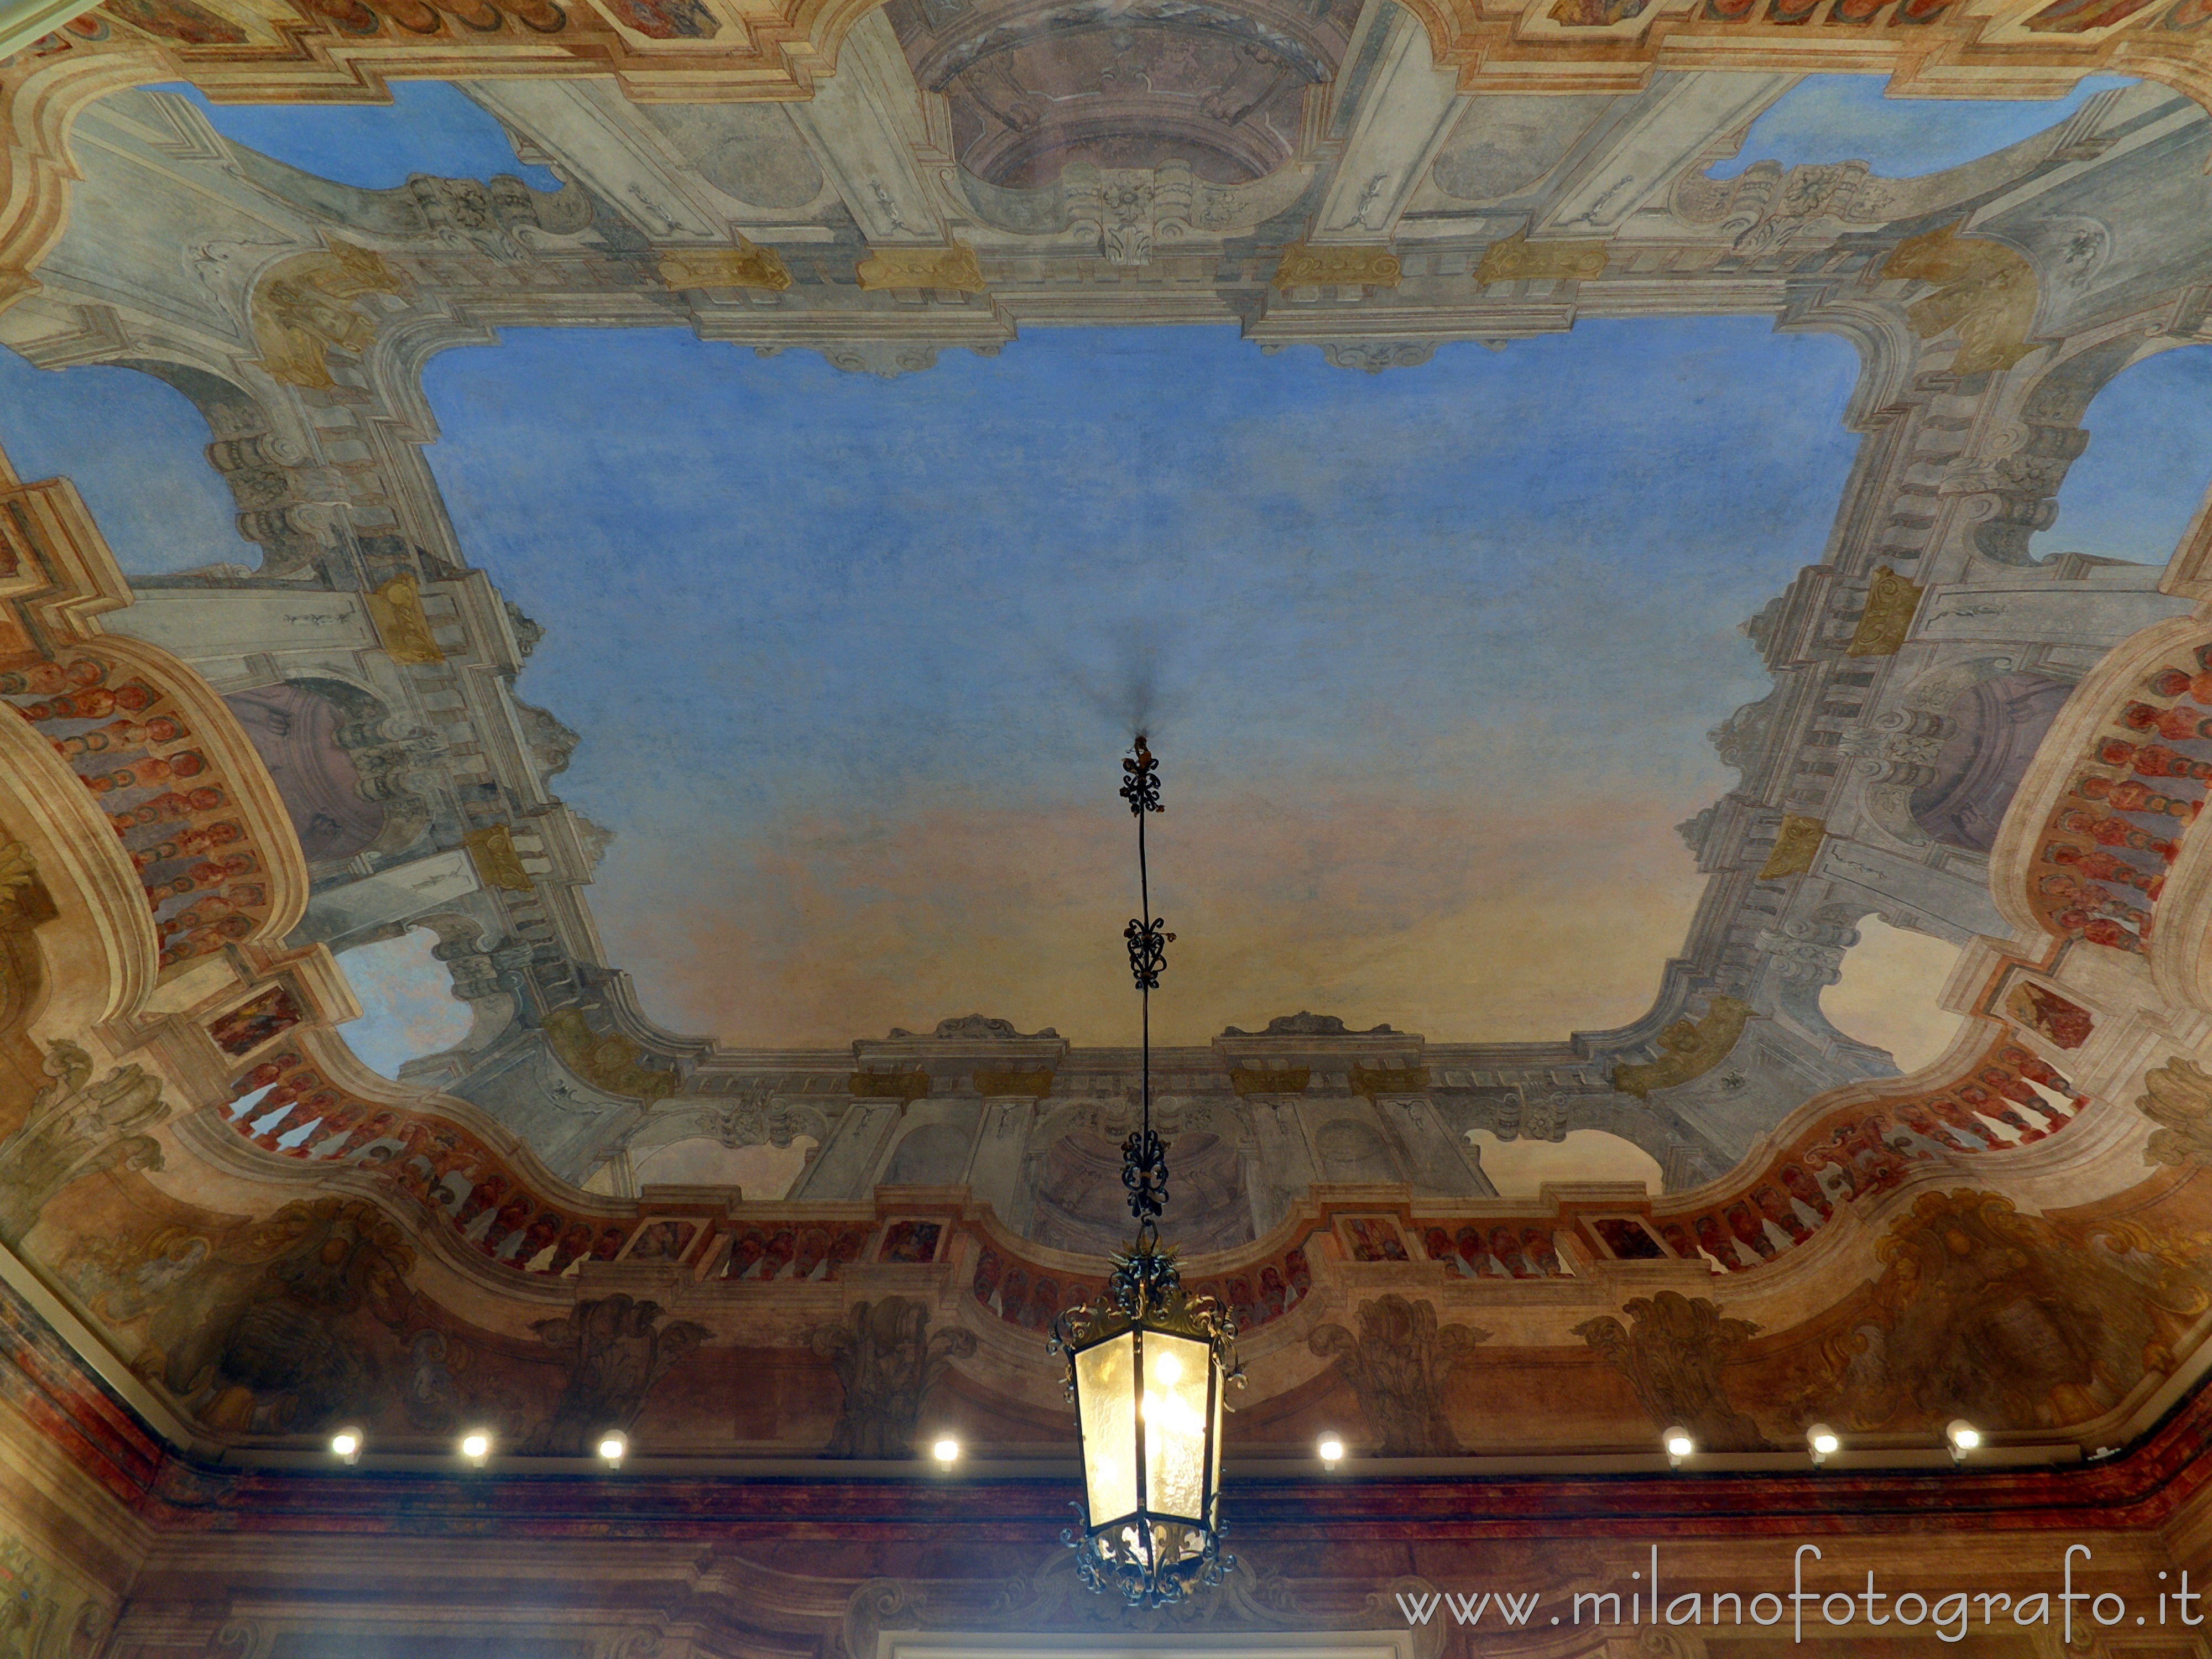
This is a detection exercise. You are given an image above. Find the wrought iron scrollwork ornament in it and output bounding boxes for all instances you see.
[1065,1509,1232,1608]
[1120,738,1164,817]
[1122,1124,1167,1222]
[1124,915,1173,992]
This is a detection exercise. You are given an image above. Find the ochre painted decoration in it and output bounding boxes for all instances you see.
[1846,567,1924,658]
[1757,814,1827,879]
[544,1005,678,1101]
[658,242,791,293]
[1880,222,2041,378]
[1349,1063,1428,1098]
[1474,230,1608,286]
[1308,1295,1488,1456]
[0,1041,168,1246]
[0,841,54,1039]
[0,1531,58,1643]
[854,244,985,293]
[1270,244,1402,291]
[2137,1056,2212,1167]
[155,1196,416,1433]
[462,823,535,893]
[2006,980,2094,1050]
[1337,1215,1411,1261]
[96,0,248,41]
[529,1293,709,1455]
[1228,1066,1309,1096]
[1820,1190,2205,1430]
[1613,994,1753,1099]
[248,241,411,391]
[971,1067,1052,1098]
[2023,638,2212,956]
[1575,1291,1765,1450]
[809,1297,977,1457]
[623,1218,700,1261]
[849,1069,930,1100]
[363,575,444,665]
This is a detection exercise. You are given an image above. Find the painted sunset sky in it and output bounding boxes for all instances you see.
[4,74,2208,1056]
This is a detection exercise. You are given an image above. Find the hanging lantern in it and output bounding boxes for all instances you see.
[1052,1228,1239,1605]
[1050,737,1242,1608]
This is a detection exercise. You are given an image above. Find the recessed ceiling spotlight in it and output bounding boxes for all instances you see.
[1317,1434,1344,1470]
[330,1427,362,1466]
[932,1437,961,1469]
[1663,1427,1694,1468]
[1946,1420,1981,1463]
[1807,1424,1839,1467]
[460,1430,492,1468]
[597,1430,628,1465]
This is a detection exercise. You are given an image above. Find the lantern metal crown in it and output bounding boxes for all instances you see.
[1048,737,1243,1608]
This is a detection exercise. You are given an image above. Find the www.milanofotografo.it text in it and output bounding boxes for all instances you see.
[1396,1547,2205,1644]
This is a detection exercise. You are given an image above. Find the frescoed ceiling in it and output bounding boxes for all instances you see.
[12,0,2212,1528]
[0,71,2177,1071]
[2,56,2209,1191]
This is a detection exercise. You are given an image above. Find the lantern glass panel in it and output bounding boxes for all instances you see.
[1075,1332,1138,1527]
[1141,1331,1211,1523]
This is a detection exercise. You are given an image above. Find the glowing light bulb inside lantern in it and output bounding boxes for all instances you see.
[1152,1350,1183,1385]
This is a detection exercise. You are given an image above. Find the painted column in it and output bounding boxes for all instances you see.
[789,1099,902,1201]
[293,849,481,945]
[1240,1093,1321,1235]
[1374,1093,1496,1198]
[963,1095,1037,1222]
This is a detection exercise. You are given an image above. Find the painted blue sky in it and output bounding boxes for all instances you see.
[418,320,1856,1044]
[338,928,474,1078]
[2037,343,2212,562]
[1714,73,2137,180]
[0,352,244,573]
[149,80,559,192]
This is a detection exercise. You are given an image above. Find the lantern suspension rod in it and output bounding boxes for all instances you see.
[1120,737,1171,1229]
[1138,757,1151,1138]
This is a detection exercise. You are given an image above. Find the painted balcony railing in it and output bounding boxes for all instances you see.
[1992,615,2212,1017]
[223,1044,643,1274]
[220,1014,2085,1295]
[0,470,306,972]
[2021,645,2212,956]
